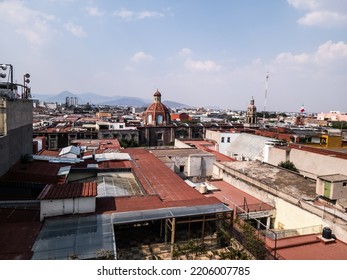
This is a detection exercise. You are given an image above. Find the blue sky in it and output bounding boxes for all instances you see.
[1,0,347,112]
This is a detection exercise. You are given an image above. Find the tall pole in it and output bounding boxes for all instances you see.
[263,72,269,123]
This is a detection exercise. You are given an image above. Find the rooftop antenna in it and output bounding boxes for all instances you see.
[263,72,269,123]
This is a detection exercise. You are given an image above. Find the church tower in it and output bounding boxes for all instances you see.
[244,97,258,128]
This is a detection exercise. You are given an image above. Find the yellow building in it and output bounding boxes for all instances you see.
[96,111,112,119]
[318,134,342,148]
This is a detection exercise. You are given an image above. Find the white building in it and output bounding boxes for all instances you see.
[38,182,97,221]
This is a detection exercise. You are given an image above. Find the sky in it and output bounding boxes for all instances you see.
[1,0,347,113]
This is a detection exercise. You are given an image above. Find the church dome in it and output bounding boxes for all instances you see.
[144,90,171,126]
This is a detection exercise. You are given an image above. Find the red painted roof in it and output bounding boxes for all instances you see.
[125,148,207,201]
[289,143,347,160]
[95,148,222,213]
[206,180,273,211]
[38,150,60,157]
[1,161,66,184]
[38,182,97,200]
[0,208,41,260]
[266,234,347,260]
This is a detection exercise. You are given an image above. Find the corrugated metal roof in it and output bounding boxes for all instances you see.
[59,145,81,156]
[38,182,97,200]
[226,133,273,160]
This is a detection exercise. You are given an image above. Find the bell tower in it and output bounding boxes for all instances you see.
[244,97,258,128]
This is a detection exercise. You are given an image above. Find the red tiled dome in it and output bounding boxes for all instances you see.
[144,90,171,125]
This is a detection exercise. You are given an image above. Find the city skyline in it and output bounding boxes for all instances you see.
[1,0,347,113]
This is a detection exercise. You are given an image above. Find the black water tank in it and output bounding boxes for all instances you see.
[322,227,332,239]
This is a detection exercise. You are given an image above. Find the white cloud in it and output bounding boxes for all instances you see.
[137,11,164,19]
[131,52,154,63]
[276,41,347,64]
[287,0,318,10]
[63,21,87,38]
[113,9,134,20]
[288,0,347,27]
[178,48,193,57]
[0,1,55,46]
[86,6,104,17]
[298,11,347,27]
[314,40,347,62]
[184,58,221,72]
[276,52,310,63]
[113,8,164,21]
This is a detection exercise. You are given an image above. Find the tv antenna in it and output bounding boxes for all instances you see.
[263,72,269,122]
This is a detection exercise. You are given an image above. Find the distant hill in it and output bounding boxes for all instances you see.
[32,91,190,108]
[100,97,151,107]
[163,100,189,109]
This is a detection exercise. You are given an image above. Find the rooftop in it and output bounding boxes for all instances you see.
[267,234,347,260]
[217,161,317,200]
[38,182,97,200]
[318,174,347,182]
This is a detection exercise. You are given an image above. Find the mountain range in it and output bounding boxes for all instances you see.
[32,91,190,108]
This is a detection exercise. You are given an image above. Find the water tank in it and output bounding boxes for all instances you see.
[322,227,332,239]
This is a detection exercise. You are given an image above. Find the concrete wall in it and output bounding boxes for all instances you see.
[213,162,347,242]
[266,147,289,165]
[0,99,33,176]
[316,179,347,200]
[205,129,239,155]
[187,154,215,177]
[267,147,347,179]
[40,197,96,221]
[4,99,33,131]
[0,135,10,176]
[274,198,324,230]
[174,138,192,148]
[291,149,347,179]
[162,160,175,172]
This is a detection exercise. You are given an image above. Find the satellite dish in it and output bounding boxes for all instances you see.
[25,79,30,83]
[0,65,7,71]
[25,73,30,78]
[0,73,6,78]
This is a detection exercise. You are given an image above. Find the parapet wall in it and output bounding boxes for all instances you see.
[213,162,347,243]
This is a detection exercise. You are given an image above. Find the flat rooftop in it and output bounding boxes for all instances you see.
[318,174,347,182]
[218,161,317,200]
[265,234,347,260]
[205,180,273,211]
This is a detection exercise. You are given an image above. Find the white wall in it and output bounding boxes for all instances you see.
[174,139,192,148]
[187,154,215,177]
[205,129,240,155]
[40,197,96,221]
[274,199,325,230]
[213,163,347,242]
[267,147,347,179]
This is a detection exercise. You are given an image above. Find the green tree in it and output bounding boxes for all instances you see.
[278,160,299,172]
[120,139,139,148]
[331,121,347,129]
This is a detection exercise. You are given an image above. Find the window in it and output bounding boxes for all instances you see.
[343,182,347,187]
[157,133,163,140]
[179,165,184,172]
[227,137,230,143]
[221,137,225,143]
[119,125,124,129]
